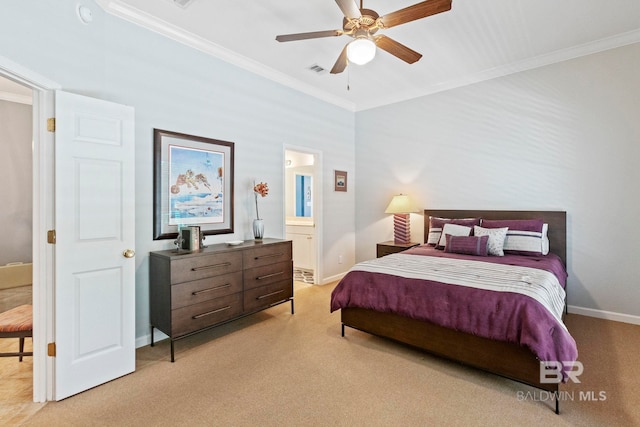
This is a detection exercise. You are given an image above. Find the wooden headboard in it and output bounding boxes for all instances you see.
[423,210,567,266]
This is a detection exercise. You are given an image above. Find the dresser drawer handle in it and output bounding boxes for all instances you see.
[192,305,231,319]
[191,262,231,272]
[254,253,283,260]
[256,271,284,281]
[257,289,284,300]
[192,283,231,296]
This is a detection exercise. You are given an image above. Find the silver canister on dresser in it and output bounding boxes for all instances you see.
[179,226,201,251]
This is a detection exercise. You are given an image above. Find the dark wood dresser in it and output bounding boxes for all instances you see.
[149,238,293,361]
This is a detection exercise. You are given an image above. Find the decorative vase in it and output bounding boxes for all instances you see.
[253,219,264,241]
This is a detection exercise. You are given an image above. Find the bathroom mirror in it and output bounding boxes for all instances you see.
[295,174,312,218]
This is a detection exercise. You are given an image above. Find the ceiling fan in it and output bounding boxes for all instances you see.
[275,0,452,74]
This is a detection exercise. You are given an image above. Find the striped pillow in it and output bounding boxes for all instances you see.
[481,219,548,256]
[445,234,489,256]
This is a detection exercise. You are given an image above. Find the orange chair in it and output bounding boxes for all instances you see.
[0,304,33,361]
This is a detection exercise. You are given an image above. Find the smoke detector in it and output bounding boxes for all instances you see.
[76,4,93,24]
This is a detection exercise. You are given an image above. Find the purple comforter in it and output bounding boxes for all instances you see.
[330,246,578,381]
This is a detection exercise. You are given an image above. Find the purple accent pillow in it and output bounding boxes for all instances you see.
[481,218,545,256]
[444,234,489,256]
[436,223,472,249]
[427,217,481,245]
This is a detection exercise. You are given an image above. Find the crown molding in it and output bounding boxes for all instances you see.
[358,28,640,111]
[95,0,356,111]
[95,1,640,112]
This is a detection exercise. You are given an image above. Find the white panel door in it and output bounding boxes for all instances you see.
[54,91,135,400]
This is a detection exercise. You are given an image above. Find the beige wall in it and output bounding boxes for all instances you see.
[0,99,32,265]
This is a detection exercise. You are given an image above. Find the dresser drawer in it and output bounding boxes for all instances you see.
[171,271,242,309]
[150,239,293,361]
[171,292,243,337]
[170,251,242,284]
[244,260,293,291]
[243,242,292,269]
[244,280,293,313]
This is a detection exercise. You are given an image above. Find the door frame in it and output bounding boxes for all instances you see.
[283,145,323,285]
[0,55,61,402]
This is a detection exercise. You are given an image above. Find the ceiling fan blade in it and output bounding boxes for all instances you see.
[380,0,452,29]
[276,29,343,42]
[335,0,362,20]
[330,45,349,74]
[374,35,422,64]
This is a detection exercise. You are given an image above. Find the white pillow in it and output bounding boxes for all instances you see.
[437,223,472,249]
[541,223,549,255]
[473,226,508,256]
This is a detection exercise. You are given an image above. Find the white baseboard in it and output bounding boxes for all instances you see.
[136,330,168,349]
[320,272,347,285]
[568,305,640,326]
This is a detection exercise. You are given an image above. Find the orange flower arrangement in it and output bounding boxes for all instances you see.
[253,181,269,219]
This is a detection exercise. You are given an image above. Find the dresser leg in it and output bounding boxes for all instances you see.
[170,340,175,363]
[290,298,295,315]
[150,326,154,347]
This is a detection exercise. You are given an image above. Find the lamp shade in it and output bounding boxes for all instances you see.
[384,194,417,214]
[385,194,417,245]
[347,38,376,65]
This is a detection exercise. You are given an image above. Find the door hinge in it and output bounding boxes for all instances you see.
[47,117,56,132]
[47,342,56,357]
[47,230,56,244]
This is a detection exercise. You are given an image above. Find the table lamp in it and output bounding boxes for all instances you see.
[384,194,417,245]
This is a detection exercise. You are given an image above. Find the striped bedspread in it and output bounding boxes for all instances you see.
[330,250,578,375]
[350,254,567,330]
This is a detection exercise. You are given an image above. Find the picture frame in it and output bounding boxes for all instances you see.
[334,170,347,192]
[153,129,234,240]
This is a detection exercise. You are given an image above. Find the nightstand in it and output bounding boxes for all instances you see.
[376,241,420,258]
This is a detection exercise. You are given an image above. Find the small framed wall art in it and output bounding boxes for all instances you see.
[153,129,234,240]
[334,170,347,192]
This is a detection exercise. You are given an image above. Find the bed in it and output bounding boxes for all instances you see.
[330,210,577,414]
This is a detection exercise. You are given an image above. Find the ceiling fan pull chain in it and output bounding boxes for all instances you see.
[347,67,350,91]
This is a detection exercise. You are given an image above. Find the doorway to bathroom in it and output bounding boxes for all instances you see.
[284,148,321,286]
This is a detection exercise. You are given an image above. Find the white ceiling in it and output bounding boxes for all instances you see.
[97,0,640,111]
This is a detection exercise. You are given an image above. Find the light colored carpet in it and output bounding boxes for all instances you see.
[13,282,640,426]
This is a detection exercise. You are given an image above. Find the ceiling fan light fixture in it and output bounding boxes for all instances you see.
[347,37,376,65]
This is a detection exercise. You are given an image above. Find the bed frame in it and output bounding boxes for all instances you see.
[340,210,567,413]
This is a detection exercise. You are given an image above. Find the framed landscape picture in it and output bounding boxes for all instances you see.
[153,129,234,240]
[334,170,347,192]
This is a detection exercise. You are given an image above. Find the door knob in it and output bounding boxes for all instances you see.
[123,249,135,258]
